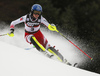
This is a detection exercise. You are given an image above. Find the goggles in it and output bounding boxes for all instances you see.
[33,11,41,15]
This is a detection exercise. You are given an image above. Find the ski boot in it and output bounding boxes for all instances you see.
[64,59,78,67]
[63,59,72,66]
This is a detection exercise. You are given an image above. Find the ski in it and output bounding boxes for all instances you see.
[25,47,33,50]
[25,46,78,67]
[41,51,54,58]
[63,59,78,67]
[25,46,54,58]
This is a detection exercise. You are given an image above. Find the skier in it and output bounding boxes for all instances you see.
[7,4,64,62]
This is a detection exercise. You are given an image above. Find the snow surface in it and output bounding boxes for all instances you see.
[0,26,99,76]
[0,41,100,76]
[0,34,99,76]
[0,27,86,65]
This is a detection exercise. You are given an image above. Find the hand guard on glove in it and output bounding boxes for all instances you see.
[48,24,58,32]
[7,29,14,37]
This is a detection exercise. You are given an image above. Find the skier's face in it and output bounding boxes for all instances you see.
[33,11,41,19]
[33,14,39,19]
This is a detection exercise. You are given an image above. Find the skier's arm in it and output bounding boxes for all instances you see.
[10,15,26,29]
[41,16,58,32]
[8,15,26,37]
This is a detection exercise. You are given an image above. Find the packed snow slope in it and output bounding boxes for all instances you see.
[0,26,87,66]
[0,24,99,75]
[0,41,99,76]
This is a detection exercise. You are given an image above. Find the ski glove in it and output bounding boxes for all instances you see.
[48,24,58,32]
[7,29,14,37]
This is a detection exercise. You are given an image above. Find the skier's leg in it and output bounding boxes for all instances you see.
[47,47,73,66]
[26,30,64,62]
[25,30,50,51]
[25,31,64,62]
[33,30,51,51]
[47,47,64,62]
[30,36,46,51]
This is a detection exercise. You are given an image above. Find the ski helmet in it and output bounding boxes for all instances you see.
[30,4,42,20]
[31,4,42,12]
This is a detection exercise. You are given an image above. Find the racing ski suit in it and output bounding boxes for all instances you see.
[10,13,52,50]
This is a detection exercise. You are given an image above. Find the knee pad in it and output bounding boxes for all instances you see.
[30,36,46,51]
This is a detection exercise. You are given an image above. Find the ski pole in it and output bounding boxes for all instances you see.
[55,29,93,60]
[0,33,14,37]
[0,33,7,36]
